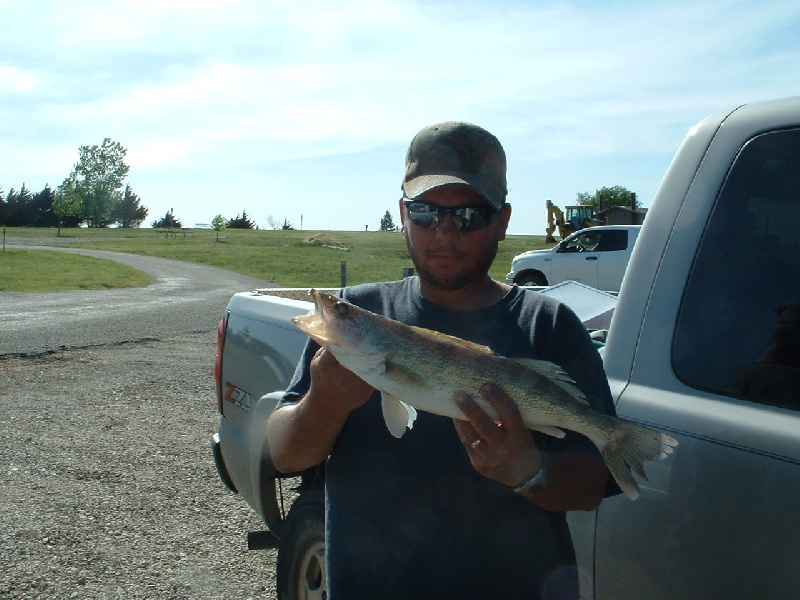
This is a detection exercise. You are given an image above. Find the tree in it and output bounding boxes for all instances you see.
[53,174,84,231]
[112,185,148,228]
[211,214,227,241]
[2,185,32,227]
[151,209,182,229]
[0,184,59,227]
[58,138,130,227]
[227,210,255,229]
[379,210,397,232]
[30,185,58,227]
[281,219,295,230]
[575,186,637,213]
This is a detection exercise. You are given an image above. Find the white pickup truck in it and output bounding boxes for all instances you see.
[506,224,641,292]
[212,96,800,599]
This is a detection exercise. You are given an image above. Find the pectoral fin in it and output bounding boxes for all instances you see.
[337,349,388,378]
[381,393,418,438]
[530,424,566,438]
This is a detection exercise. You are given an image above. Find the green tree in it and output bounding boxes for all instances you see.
[53,174,84,232]
[576,186,637,213]
[227,210,255,229]
[58,138,130,227]
[379,210,397,232]
[30,185,58,227]
[151,209,182,229]
[211,214,227,241]
[3,185,32,226]
[281,219,295,230]
[113,184,148,228]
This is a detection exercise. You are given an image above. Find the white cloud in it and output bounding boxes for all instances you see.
[0,65,39,94]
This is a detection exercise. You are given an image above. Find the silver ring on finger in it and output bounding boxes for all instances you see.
[470,438,482,449]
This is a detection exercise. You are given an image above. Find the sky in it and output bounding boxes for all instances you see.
[1,0,798,235]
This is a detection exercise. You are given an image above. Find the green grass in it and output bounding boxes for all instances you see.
[0,248,150,292]
[1,227,552,291]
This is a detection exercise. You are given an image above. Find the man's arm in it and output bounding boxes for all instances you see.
[268,347,374,474]
[453,384,608,512]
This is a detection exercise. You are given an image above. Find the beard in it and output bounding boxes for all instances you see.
[404,234,499,291]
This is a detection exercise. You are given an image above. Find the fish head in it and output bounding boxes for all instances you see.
[291,290,375,352]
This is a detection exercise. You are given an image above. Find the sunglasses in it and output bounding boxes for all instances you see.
[403,199,497,232]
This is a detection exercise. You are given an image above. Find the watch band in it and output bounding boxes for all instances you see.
[513,454,550,501]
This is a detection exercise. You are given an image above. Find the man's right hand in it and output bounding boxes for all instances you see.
[307,347,375,413]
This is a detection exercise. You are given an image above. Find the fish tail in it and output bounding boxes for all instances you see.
[599,420,678,500]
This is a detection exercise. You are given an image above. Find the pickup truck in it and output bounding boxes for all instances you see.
[505,224,641,292]
[212,96,800,599]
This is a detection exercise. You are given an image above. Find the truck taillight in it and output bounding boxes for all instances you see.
[214,314,227,413]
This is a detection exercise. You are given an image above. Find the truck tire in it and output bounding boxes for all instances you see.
[516,272,547,287]
[276,487,326,600]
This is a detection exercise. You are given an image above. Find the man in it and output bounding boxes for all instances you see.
[268,121,617,599]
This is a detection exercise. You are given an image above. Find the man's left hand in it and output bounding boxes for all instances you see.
[453,383,543,488]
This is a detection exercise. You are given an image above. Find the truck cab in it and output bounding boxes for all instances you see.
[507,225,640,292]
[581,96,800,598]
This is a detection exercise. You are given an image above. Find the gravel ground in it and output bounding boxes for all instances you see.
[0,332,278,599]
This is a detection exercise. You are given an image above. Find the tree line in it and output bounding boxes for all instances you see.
[1,136,295,232]
[1,138,147,229]
[0,182,147,228]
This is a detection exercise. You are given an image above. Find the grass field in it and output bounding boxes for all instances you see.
[0,248,151,292]
[1,226,552,291]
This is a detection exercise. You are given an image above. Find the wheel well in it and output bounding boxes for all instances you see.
[259,462,325,539]
[514,270,547,286]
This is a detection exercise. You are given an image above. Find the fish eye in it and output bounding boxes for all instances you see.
[334,302,349,316]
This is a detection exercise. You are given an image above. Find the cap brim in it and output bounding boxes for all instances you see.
[403,174,504,209]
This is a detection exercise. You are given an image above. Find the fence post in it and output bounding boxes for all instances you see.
[402,267,415,278]
[340,261,347,287]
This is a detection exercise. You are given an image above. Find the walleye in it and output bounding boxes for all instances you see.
[292,290,677,500]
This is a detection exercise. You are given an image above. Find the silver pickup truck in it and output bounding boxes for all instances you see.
[213,96,800,599]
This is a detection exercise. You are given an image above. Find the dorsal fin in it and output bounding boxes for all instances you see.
[409,325,495,355]
[513,358,589,404]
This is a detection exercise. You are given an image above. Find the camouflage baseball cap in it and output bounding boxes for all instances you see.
[402,121,508,209]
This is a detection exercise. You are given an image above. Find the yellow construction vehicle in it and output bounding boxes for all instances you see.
[545,200,602,242]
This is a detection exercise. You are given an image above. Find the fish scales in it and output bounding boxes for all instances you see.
[292,289,678,500]
[319,300,606,441]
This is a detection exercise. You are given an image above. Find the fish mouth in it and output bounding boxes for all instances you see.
[307,289,342,317]
[291,289,338,345]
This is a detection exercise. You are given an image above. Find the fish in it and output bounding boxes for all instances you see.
[292,289,677,500]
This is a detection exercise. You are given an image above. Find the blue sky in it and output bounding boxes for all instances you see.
[1,0,798,234]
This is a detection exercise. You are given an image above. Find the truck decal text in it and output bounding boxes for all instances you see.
[224,383,252,412]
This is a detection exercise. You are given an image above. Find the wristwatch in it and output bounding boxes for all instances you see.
[513,454,550,501]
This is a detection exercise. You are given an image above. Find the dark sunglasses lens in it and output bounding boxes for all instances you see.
[453,208,490,232]
[405,201,494,232]
[406,203,439,229]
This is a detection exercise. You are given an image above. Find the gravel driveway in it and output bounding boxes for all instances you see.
[1,242,268,356]
[1,245,281,599]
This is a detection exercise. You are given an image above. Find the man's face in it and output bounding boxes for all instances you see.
[400,185,511,291]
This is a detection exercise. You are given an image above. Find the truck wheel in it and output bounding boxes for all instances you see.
[276,487,326,600]
[517,272,547,287]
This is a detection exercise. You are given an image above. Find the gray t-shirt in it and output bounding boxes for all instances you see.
[279,277,616,600]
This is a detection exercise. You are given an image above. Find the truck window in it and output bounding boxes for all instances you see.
[560,230,614,252]
[595,229,627,252]
[673,127,800,409]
